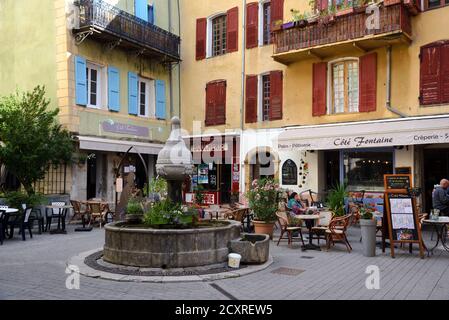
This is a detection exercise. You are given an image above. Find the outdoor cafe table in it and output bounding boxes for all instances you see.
[45,205,72,234]
[204,207,230,220]
[296,214,321,251]
[423,217,449,256]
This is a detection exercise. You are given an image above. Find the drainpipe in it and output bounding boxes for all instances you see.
[240,0,247,131]
[168,0,174,118]
[386,46,407,118]
[177,0,181,118]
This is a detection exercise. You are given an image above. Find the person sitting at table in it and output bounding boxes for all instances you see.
[433,179,449,216]
[288,192,309,216]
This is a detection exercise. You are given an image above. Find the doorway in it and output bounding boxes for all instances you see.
[86,153,97,200]
[220,164,232,203]
[424,148,449,213]
[324,151,340,191]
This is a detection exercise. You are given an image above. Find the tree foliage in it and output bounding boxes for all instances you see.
[0,86,73,195]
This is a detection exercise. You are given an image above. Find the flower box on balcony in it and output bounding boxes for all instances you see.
[335,7,354,17]
[384,0,402,6]
[403,0,420,15]
[282,21,295,30]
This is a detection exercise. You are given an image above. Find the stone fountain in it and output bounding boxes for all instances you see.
[102,117,241,269]
[155,116,193,203]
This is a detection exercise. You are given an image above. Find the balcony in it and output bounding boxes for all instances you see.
[272,3,413,64]
[73,0,180,63]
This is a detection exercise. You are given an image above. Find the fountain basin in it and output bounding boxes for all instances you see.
[103,221,241,268]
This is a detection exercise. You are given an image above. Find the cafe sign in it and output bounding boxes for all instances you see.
[102,121,149,137]
[278,129,449,151]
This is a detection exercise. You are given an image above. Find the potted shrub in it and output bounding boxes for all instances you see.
[359,204,377,257]
[326,183,348,217]
[125,199,144,224]
[290,9,310,28]
[246,178,282,239]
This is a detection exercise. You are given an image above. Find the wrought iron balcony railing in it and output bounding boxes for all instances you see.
[272,3,413,64]
[74,0,180,62]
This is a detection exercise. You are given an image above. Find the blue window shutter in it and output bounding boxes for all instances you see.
[128,72,138,115]
[135,0,148,21]
[148,5,154,24]
[155,80,166,119]
[108,66,120,112]
[75,56,87,106]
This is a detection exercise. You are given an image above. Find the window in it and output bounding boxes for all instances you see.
[212,15,227,57]
[261,74,271,121]
[262,1,271,45]
[343,150,393,192]
[138,78,155,118]
[425,0,449,9]
[86,63,103,109]
[282,159,298,185]
[330,59,359,114]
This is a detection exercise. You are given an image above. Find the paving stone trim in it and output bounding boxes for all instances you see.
[67,248,274,283]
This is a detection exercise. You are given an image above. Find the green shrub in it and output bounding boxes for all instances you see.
[125,200,144,215]
[326,183,348,217]
[144,199,194,226]
[4,191,45,211]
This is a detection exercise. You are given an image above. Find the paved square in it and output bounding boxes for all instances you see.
[1,225,448,300]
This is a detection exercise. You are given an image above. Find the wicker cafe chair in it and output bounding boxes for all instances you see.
[87,202,107,228]
[311,211,334,244]
[70,200,86,223]
[225,208,248,231]
[325,214,353,253]
[276,212,305,247]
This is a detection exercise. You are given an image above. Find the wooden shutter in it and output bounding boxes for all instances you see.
[215,81,227,125]
[271,0,284,28]
[269,71,283,121]
[128,72,138,115]
[205,82,216,126]
[107,66,120,112]
[135,0,148,21]
[319,0,329,11]
[420,44,441,105]
[155,80,166,119]
[196,18,207,60]
[312,62,327,116]
[440,42,449,103]
[359,52,377,112]
[245,75,258,123]
[74,56,87,106]
[227,7,239,53]
[246,3,259,49]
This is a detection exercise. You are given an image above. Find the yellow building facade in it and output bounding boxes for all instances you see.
[179,0,449,211]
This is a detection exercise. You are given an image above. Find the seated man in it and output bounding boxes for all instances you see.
[433,179,449,216]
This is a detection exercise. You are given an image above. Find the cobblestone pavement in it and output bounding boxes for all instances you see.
[1,224,448,300]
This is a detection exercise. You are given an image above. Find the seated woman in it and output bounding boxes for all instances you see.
[287,192,308,215]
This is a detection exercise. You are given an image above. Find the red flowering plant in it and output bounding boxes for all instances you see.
[246,178,283,223]
[360,203,376,220]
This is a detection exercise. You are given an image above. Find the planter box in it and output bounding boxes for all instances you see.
[281,22,295,30]
[229,234,270,264]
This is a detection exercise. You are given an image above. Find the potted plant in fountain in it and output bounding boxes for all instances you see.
[359,204,377,257]
[125,199,144,224]
[246,178,281,239]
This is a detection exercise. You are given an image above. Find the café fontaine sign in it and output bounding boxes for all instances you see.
[278,130,449,151]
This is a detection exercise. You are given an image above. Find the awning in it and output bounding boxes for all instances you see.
[77,136,163,155]
[277,115,449,151]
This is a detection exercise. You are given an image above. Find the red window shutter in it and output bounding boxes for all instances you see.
[440,42,449,103]
[196,18,207,60]
[246,3,259,49]
[227,7,239,53]
[215,81,227,125]
[269,71,283,121]
[205,82,216,126]
[359,52,377,113]
[319,0,329,11]
[245,75,258,123]
[420,43,442,105]
[270,0,284,28]
[312,63,327,117]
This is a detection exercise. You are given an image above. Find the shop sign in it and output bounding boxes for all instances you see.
[191,142,230,153]
[102,121,149,137]
[278,130,449,151]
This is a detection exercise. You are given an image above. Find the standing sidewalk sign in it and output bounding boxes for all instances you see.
[383,174,425,259]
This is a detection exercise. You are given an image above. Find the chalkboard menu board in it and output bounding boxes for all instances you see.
[387,194,419,241]
[384,174,412,191]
